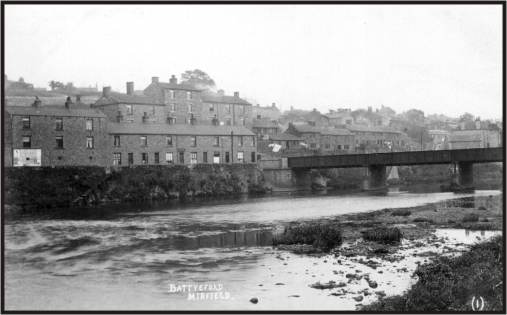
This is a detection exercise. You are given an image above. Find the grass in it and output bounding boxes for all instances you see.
[273,222,342,251]
[391,209,411,217]
[361,227,402,243]
[462,213,480,222]
[412,217,434,223]
[361,236,504,312]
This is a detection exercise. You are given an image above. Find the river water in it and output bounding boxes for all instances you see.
[4,189,502,311]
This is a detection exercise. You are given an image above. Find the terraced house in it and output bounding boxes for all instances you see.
[4,97,109,167]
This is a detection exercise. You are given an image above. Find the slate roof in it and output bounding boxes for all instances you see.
[5,105,106,118]
[152,82,203,91]
[201,91,251,105]
[291,124,352,136]
[270,132,303,141]
[449,132,483,142]
[252,119,280,128]
[346,124,402,134]
[94,93,163,106]
[108,122,255,136]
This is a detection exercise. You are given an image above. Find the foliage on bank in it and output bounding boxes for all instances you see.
[273,222,343,251]
[5,164,267,210]
[361,236,504,312]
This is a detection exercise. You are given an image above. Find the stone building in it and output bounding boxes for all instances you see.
[448,128,502,149]
[286,123,355,153]
[252,103,281,120]
[326,108,354,126]
[200,90,253,127]
[428,129,450,150]
[107,123,257,166]
[251,118,281,140]
[346,125,406,153]
[4,98,109,167]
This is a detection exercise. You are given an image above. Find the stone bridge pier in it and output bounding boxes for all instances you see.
[457,162,474,189]
[362,165,387,191]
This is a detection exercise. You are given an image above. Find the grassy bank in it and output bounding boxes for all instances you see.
[361,236,504,312]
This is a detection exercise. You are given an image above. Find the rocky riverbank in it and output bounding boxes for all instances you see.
[272,193,503,311]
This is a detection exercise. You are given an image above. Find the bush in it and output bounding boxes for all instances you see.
[361,236,503,311]
[391,209,411,217]
[362,227,402,243]
[273,222,342,251]
[462,213,479,222]
[413,217,434,223]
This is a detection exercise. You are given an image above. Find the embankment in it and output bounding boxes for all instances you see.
[5,164,267,211]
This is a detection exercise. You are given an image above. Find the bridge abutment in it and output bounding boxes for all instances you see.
[292,168,312,188]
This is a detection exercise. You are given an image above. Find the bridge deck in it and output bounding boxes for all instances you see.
[287,147,503,169]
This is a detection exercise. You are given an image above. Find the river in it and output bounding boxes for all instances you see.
[4,188,502,311]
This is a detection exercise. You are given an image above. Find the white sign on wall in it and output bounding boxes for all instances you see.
[13,149,42,167]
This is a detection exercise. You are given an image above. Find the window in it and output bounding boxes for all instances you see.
[165,152,173,163]
[113,153,122,166]
[238,136,243,147]
[214,136,220,147]
[141,153,148,164]
[128,153,134,165]
[154,152,160,164]
[225,152,230,163]
[344,145,350,150]
[209,104,215,112]
[86,119,93,131]
[140,136,147,147]
[126,105,133,115]
[237,151,244,162]
[86,137,94,149]
[203,152,208,163]
[166,136,173,146]
[56,136,63,149]
[190,152,197,164]
[22,136,31,148]
[22,117,30,129]
[225,118,232,126]
[152,106,156,115]
[251,152,256,163]
[325,143,330,149]
[186,91,192,100]
[169,103,176,112]
[310,143,317,149]
[55,117,63,131]
[170,90,176,99]
[167,116,176,124]
[225,104,231,114]
[114,135,121,147]
[252,136,256,147]
[178,151,184,164]
[337,145,342,150]
[188,103,194,113]
[213,152,220,164]
[191,136,197,147]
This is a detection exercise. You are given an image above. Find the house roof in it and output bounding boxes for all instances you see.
[150,82,203,92]
[5,105,106,118]
[94,93,163,106]
[201,91,251,105]
[346,124,402,134]
[449,134,482,142]
[252,118,280,128]
[291,124,352,136]
[108,122,255,136]
[270,132,303,141]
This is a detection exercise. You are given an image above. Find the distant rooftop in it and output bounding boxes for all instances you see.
[6,105,106,118]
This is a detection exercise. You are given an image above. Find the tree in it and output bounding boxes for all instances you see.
[404,109,425,125]
[459,112,474,122]
[49,80,65,91]
[180,69,216,90]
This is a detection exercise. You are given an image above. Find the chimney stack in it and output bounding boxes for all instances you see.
[169,75,177,84]
[102,86,111,97]
[272,102,276,108]
[152,76,159,84]
[65,96,73,109]
[126,81,134,95]
[234,91,239,98]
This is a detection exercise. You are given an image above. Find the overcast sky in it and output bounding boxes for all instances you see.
[5,4,503,119]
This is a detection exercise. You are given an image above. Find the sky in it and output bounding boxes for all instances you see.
[4,4,503,120]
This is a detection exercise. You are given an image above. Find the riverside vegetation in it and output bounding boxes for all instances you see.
[5,164,268,211]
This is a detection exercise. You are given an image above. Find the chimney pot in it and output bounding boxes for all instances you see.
[169,75,177,84]
[102,86,111,97]
[65,96,72,109]
[126,81,134,95]
[234,91,239,98]
[151,76,159,84]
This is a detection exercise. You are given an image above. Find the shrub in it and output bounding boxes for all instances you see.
[273,222,342,251]
[462,213,479,222]
[362,227,402,243]
[413,217,434,223]
[391,209,411,217]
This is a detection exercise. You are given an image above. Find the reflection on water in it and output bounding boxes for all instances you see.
[4,189,503,311]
